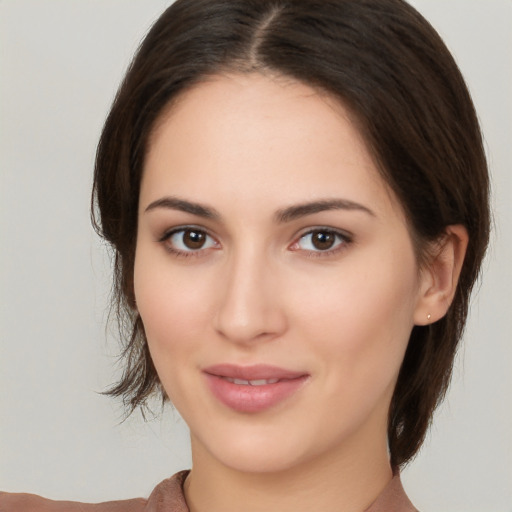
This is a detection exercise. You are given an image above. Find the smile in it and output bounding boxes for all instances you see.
[203,364,309,413]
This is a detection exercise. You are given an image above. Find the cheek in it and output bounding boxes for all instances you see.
[298,264,417,340]
[134,241,213,330]
[133,260,212,414]
[292,246,419,386]
[133,248,212,377]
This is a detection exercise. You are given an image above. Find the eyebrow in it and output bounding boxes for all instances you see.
[144,196,374,222]
[144,196,221,219]
[274,199,375,223]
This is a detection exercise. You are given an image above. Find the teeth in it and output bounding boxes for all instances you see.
[250,378,279,386]
[225,378,280,386]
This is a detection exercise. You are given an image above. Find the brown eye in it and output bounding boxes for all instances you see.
[311,231,336,250]
[165,228,217,253]
[183,229,206,249]
[295,229,348,253]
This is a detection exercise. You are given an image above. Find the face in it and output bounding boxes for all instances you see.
[135,73,427,474]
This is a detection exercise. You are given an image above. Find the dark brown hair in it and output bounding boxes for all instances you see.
[92,0,490,467]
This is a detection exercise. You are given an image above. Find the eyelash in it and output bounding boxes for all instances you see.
[158,226,219,258]
[291,227,352,258]
[158,226,352,259]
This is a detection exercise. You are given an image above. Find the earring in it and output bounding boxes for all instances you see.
[427,313,431,321]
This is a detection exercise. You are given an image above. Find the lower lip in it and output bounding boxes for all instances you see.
[204,374,309,413]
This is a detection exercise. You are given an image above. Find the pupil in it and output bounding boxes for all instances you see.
[184,230,205,249]
[312,231,335,250]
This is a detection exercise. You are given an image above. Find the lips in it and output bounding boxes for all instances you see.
[203,364,309,413]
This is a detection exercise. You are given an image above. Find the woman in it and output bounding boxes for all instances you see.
[0,0,491,510]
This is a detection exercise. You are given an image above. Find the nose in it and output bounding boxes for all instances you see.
[213,249,288,345]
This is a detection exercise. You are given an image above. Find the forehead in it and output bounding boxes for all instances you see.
[149,72,366,163]
[142,72,400,220]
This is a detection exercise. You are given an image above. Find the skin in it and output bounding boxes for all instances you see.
[134,73,467,512]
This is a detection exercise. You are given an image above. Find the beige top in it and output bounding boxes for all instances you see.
[0,470,418,511]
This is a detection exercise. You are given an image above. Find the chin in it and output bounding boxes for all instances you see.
[195,424,330,475]
[189,424,292,472]
[217,445,306,474]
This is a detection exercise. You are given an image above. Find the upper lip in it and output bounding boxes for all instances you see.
[203,364,307,381]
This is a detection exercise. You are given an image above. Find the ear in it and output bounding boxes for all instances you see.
[414,225,469,326]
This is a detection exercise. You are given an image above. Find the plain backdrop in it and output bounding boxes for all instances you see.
[1,1,511,510]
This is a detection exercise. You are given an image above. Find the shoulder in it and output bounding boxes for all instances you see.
[144,471,189,512]
[0,471,190,512]
[0,491,147,512]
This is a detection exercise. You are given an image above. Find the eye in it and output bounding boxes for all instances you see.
[292,229,350,253]
[161,227,218,254]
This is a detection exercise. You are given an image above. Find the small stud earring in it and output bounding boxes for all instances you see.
[427,313,431,321]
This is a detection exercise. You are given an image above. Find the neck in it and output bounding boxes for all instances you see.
[184,423,393,512]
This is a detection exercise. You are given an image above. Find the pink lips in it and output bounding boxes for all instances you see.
[203,364,309,413]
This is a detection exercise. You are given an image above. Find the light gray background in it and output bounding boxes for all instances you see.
[1,1,511,510]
